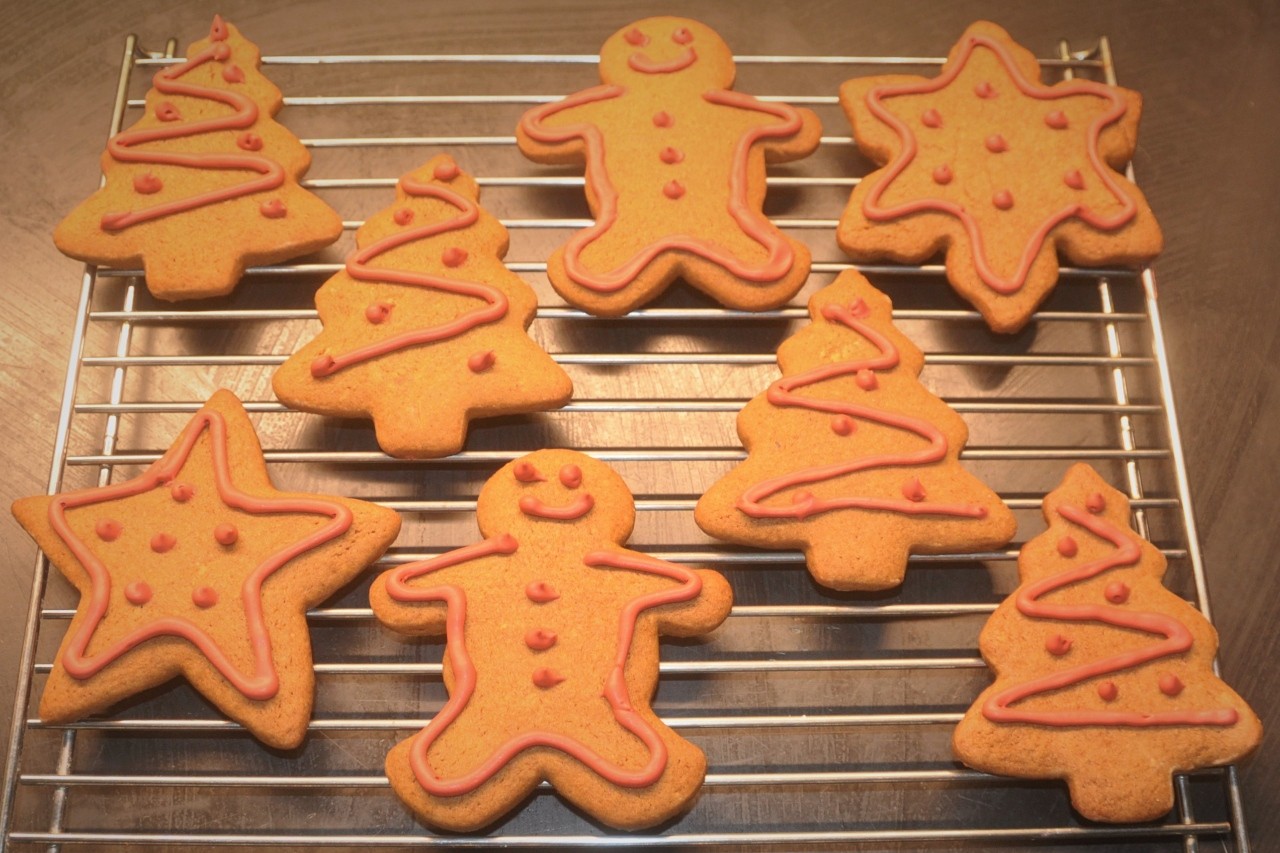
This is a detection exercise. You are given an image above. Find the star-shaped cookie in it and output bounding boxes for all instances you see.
[838,21,1163,333]
[12,390,401,748]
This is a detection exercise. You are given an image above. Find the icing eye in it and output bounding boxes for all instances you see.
[672,27,693,44]
[624,27,649,46]
[559,464,583,488]
[513,461,544,483]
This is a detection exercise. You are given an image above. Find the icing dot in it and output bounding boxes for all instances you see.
[442,247,468,267]
[210,15,229,41]
[170,482,195,502]
[156,101,181,122]
[1064,169,1086,190]
[393,208,414,226]
[830,415,855,436]
[663,180,685,199]
[659,146,684,164]
[672,27,693,45]
[921,108,942,128]
[1045,110,1069,129]
[1158,673,1184,696]
[653,111,673,128]
[211,43,231,62]
[95,519,123,541]
[849,298,871,318]
[932,164,953,185]
[151,532,176,553]
[525,628,558,650]
[433,160,460,181]
[1085,492,1106,513]
[532,667,566,689]
[559,464,582,488]
[467,350,496,373]
[236,132,263,151]
[992,190,1014,210]
[514,461,544,483]
[310,354,337,378]
[1105,581,1131,604]
[1057,536,1078,558]
[214,523,238,546]
[624,27,649,46]
[526,581,559,603]
[221,64,245,84]
[1045,634,1073,656]
[124,581,152,606]
[985,134,1009,153]
[133,173,163,194]
[192,586,219,608]
[974,81,997,99]
[901,477,926,503]
[855,368,878,391]
[365,301,392,324]
[1097,680,1118,701]
[259,199,287,219]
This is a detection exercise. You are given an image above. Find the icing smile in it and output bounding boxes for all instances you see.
[628,47,697,74]
[519,493,595,520]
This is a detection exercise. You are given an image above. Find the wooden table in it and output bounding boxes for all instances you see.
[2,0,1275,848]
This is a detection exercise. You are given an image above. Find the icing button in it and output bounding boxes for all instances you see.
[855,368,878,391]
[1064,169,1086,190]
[214,523,238,546]
[921,108,942,128]
[170,482,195,503]
[984,134,1009,153]
[442,247,468,267]
[133,173,163,194]
[1045,109,1069,129]
[236,132,263,151]
[1045,634,1073,656]
[1104,581,1130,604]
[1097,680,1118,701]
[974,81,997,99]
[559,464,583,488]
[652,111,673,128]
[259,199,287,219]
[1056,536,1078,558]
[1158,673,1184,696]
[95,519,123,542]
[365,301,393,324]
[221,64,245,84]
[932,164,953,185]
[151,532,177,553]
[211,43,231,61]
[830,415,855,436]
[513,461,545,483]
[1085,492,1106,513]
[992,190,1014,210]
[659,146,684,164]
[433,160,460,181]
[663,180,685,199]
[467,350,496,373]
[672,27,693,45]
[532,667,566,689]
[124,581,152,606]
[901,477,926,502]
[393,208,414,226]
[192,586,219,608]
[624,27,649,46]
[525,628,558,651]
[526,581,559,603]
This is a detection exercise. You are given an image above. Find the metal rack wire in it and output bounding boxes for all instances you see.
[0,29,1253,852]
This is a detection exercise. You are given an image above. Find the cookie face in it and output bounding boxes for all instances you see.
[837,21,1162,333]
[53,16,343,300]
[696,270,1016,591]
[953,464,1261,822]
[272,155,573,459]
[516,16,822,316]
[11,390,401,749]
[369,450,732,830]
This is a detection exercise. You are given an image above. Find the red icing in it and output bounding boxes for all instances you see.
[624,28,649,47]
[433,160,460,181]
[520,87,803,292]
[151,532,177,553]
[513,461,545,483]
[442,247,468,267]
[236,131,263,151]
[984,134,1009,153]
[1064,169,1085,190]
[1086,492,1106,513]
[222,64,245,84]
[901,477,926,502]
[662,180,685,199]
[861,33,1138,295]
[133,173,163,194]
[525,580,559,603]
[308,176,509,379]
[736,301,991,522]
[95,519,122,542]
[628,47,697,74]
[170,482,195,502]
[921,108,942,128]
[365,301,392,324]
[855,368,878,390]
[1057,535,1078,557]
[932,164,953,185]
[519,493,595,521]
[393,208,414,226]
[672,27,694,45]
[1159,673,1184,696]
[259,199,286,219]
[830,415,855,436]
[992,190,1014,210]
[156,102,182,122]
[46,409,353,700]
[124,581,152,606]
[532,667,566,689]
[525,628,558,651]
[1045,109,1069,129]
[1046,634,1073,656]
[99,36,288,233]
[210,14,229,41]
[192,586,218,608]
[1097,680,1118,701]
[214,523,238,546]
[1105,581,1130,604]
[982,504,1239,727]
[466,350,495,373]
[559,464,583,488]
[659,146,684,164]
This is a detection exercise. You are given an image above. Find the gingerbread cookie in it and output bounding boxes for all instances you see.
[517,17,822,316]
[696,271,1016,590]
[11,390,401,748]
[370,449,732,830]
[53,16,342,300]
[837,21,1162,333]
[953,464,1261,822]
[273,155,573,459]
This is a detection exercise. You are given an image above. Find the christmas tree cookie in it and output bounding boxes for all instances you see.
[837,21,1162,333]
[11,390,401,749]
[696,271,1015,591]
[517,16,822,316]
[370,449,732,830]
[953,464,1261,822]
[54,16,342,300]
[273,155,573,459]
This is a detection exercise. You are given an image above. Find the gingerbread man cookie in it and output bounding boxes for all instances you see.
[517,17,822,316]
[696,271,1016,590]
[953,464,1261,822]
[54,16,342,300]
[273,155,573,458]
[370,450,732,830]
[838,21,1162,333]
[11,390,401,748]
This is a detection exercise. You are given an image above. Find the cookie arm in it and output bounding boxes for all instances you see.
[516,85,623,164]
[583,549,732,637]
[702,90,822,163]
[370,535,518,636]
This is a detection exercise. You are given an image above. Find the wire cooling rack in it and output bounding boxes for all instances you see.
[0,27,1254,852]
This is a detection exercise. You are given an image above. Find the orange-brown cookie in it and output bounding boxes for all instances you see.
[696,270,1015,591]
[11,390,401,749]
[370,449,732,830]
[953,464,1261,822]
[516,17,822,316]
[53,16,342,300]
[837,21,1162,333]
[273,155,573,458]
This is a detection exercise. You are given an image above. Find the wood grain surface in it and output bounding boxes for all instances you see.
[1,0,1275,848]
